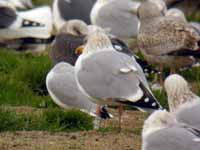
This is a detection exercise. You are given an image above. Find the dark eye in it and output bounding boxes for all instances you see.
[73,27,81,36]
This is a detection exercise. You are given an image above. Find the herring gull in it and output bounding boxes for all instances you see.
[75,32,162,129]
[46,62,112,128]
[137,1,200,83]
[142,110,200,150]
[164,74,200,129]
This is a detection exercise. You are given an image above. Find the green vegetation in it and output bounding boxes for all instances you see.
[0,108,93,132]
[0,49,54,107]
[32,0,53,6]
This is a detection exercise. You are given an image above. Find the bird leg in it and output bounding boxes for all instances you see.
[118,106,124,132]
[170,67,176,74]
[159,64,164,86]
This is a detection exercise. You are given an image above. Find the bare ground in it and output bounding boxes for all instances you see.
[0,108,147,150]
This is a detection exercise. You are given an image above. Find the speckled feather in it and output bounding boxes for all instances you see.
[138,16,200,56]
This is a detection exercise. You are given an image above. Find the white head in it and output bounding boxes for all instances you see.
[83,31,113,54]
[148,0,167,15]
[164,74,196,112]
[59,19,89,36]
[166,8,186,22]
[8,0,33,9]
[138,1,164,20]
[143,110,176,138]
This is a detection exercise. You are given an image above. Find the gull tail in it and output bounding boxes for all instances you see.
[114,83,163,113]
[166,49,200,58]
[99,106,113,119]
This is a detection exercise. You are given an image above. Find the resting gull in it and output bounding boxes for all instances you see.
[164,74,200,129]
[0,5,53,51]
[137,1,200,83]
[51,19,158,77]
[142,110,200,150]
[46,62,112,128]
[75,32,162,129]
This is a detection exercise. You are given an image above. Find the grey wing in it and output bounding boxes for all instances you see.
[78,51,161,110]
[57,0,95,24]
[190,22,200,35]
[46,63,97,112]
[143,127,200,150]
[175,101,200,130]
[0,6,17,28]
[96,0,139,37]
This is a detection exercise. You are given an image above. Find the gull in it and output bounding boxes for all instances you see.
[137,1,200,83]
[90,0,140,39]
[75,31,162,129]
[142,110,200,150]
[90,0,167,40]
[46,62,112,128]
[0,5,53,52]
[53,0,96,31]
[189,22,200,35]
[0,0,33,10]
[164,74,200,130]
[51,19,159,76]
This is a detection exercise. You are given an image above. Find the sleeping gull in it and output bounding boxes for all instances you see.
[53,0,96,31]
[164,74,200,129]
[75,31,162,129]
[137,1,200,83]
[0,0,33,10]
[46,62,112,128]
[142,110,200,150]
[0,5,53,52]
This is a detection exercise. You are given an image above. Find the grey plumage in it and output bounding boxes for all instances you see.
[53,0,96,30]
[90,0,140,38]
[190,22,200,35]
[164,74,200,130]
[46,62,111,119]
[0,6,17,28]
[75,32,162,111]
[143,126,200,150]
[175,100,200,130]
[142,110,200,150]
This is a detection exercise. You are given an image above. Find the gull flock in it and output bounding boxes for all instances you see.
[1,0,200,149]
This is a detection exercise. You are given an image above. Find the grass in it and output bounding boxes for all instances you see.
[0,49,54,107]
[0,108,93,132]
[32,0,53,6]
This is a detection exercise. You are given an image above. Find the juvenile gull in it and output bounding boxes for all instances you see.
[164,74,200,129]
[75,32,162,129]
[137,1,200,81]
[46,62,111,123]
[53,0,96,31]
[142,110,200,150]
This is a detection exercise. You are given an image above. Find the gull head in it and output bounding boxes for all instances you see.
[137,1,163,20]
[60,19,89,36]
[143,110,176,138]
[148,0,167,14]
[9,0,33,9]
[83,31,113,55]
[164,74,195,112]
[166,8,186,22]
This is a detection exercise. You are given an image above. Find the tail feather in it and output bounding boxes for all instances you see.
[99,106,113,119]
